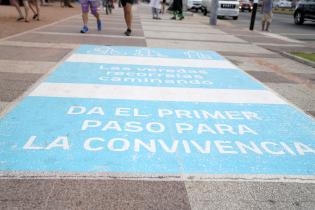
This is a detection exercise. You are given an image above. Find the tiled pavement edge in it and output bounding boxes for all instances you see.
[0,3,315,209]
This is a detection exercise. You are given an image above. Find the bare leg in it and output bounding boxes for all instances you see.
[261,20,265,31]
[82,12,88,26]
[31,0,40,20]
[23,0,30,22]
[10,0,24,19]
[123,3,132,31]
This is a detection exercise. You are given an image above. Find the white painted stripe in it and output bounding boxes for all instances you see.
[258,32,304,44]
[29,83,286,104]
[67,54,238,69]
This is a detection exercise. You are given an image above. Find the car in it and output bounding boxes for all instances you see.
[239,0,253,12]
[201,0,239,20]
[274,0,292,8]
[187,0,203,12]
[294,0,315,25]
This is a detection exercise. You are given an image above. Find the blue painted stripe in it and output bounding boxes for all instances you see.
[0,97,314,174]
[74,45,225,60]
[45,63,265,90]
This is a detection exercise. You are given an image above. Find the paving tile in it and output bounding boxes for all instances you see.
[146,39,274,54]
[293,73,315,82]
[307,111,315,118]
[0,60,56,74]
[265,83,315,111]
[9,33,146,47]
[37,25,145,36]
[144,31,246,43]
[45,179,190,210]
[0,72,42,82]
[0,101,8,113]
[0,46,71,62]
[0,179,55,210]
[246,71,297,83]
[186,181,315,210]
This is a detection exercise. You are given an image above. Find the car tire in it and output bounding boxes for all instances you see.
[294,11,304,25]
[233,16,238,20]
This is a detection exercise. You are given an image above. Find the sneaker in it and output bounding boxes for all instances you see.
[124,28,132,36]
[97,20,102,31]
[179,16,184,20]
[171,16,176,20]
[80,26,89,33]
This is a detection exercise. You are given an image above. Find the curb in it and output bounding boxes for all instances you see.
[280,52,315,68]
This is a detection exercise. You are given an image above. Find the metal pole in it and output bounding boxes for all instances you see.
[249,0,258,30]
[210,0,219,25]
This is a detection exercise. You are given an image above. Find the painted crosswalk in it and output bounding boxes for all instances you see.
[0,45,314,177]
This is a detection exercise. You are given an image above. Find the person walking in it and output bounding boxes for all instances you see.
[121,0,134,36]
[150,0,161,19]
[22,0,40,22]
[169,0,184,20]
[79,0,102,33]
[9,0,24,21]
[261,0,273,32]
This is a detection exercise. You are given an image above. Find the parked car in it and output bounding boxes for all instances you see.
[239,0,253,12]
[201,0,239,20]
[187,0,203,12]
[294,0,315,25]
[274,0,292,8]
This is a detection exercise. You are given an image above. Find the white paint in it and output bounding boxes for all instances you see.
[30,83,287,105]
[67,53,238,69]
[84,137,105,151]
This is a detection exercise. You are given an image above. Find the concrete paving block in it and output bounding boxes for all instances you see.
[0,60,56,74]
[0,46,71,62]
[265,83,315,112]
[9,33,146,47]
[142,25,218,33]
[146,39,274,54]
[264,57,315,74]
[0,72,42,82]
[246,71,298,83]
[144,31,246,43]
[226,56,280,72]
[245,182,315,203]
[37,25,145,37]
[185,181,254,203]
[0,101,8,113]
[0,179,55,210]
[44,179,190,210]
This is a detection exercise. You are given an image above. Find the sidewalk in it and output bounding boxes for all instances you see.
[0,2,315,209]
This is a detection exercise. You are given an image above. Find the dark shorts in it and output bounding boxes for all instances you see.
[121,0,133,7]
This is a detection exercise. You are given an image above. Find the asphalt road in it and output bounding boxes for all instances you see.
[221,11,315,44]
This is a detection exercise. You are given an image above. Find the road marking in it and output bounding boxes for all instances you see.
[0,45,314,178]
[30,83,285,104]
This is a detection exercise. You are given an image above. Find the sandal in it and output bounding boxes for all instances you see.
[32,14,38,20]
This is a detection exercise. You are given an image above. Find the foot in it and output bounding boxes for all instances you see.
[124,28,132,36]
[16,17,24,21]
[179,16,184,20]
[266,29,271,32]
[80,26,89,33]
[32,14,38,20]
[171,16,176,20]
[97,20,102,31]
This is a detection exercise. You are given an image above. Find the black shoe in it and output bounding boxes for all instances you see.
[171,16,176,20]
[179,16,184,20]
[124,28,132,36]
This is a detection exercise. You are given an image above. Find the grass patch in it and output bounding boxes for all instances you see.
[291,52,315,62]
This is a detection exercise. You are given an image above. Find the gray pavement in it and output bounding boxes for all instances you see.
[0,3,315,209]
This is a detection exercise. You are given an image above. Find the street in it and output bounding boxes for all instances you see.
[224,11,315,44]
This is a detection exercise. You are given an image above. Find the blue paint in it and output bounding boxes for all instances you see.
[75,45,225,60]
[0,45,315,175]
[46,63,265,90]
[0,97,314,174]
